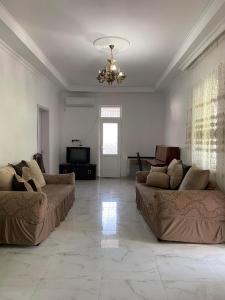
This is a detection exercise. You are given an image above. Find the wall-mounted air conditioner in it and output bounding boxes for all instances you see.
[64,97,95,108]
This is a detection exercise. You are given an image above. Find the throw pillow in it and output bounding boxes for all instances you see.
[179,166,209,190]
[0,166,16,191]
[146,172,170,189]
[167,159,183,189]
[9,161,29,177]
[167,159,181,174]
[12,174,33,192]
[150,166,167,173]
[22,167,42,192]
[169,163,183,190]
[24,160,46,188]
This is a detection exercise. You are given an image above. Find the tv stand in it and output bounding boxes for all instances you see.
[59,163,96,180]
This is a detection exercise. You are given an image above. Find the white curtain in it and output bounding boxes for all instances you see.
[186,63,225,190]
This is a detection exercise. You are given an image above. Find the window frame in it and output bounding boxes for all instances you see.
[100,105,122,119]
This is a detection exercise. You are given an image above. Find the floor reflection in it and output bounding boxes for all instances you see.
[101,202,117,235]
[101,201,119,248]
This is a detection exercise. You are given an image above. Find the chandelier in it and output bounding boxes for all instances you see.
[96,44,126,85]
[93,36,130,85]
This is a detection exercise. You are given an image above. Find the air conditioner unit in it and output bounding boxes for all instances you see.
[64,97,95,108]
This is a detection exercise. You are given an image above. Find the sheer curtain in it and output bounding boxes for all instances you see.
[186,63,225,190]
[185,32,225,190]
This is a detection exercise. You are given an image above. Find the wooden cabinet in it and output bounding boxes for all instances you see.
[59,163,96,180]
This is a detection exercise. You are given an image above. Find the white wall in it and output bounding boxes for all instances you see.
[60,93,165,176]
[164,72,190,161]
[0,43,60,172]
[164,35,225,163]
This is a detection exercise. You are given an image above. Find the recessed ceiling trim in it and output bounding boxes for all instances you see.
[180,17,225,70]
[68,85,155,93]
[155,0,225,90]
[0,2,69,89]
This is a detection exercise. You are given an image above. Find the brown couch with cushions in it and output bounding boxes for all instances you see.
[136,169,225,244]
[0,165,75,246]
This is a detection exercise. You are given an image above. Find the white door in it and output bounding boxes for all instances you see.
[100,106,121,178]
[37,106,50,172]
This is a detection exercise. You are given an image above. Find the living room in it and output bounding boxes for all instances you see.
[0,0,225,299]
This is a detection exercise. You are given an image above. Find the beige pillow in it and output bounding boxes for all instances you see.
[167,159,181,174]
[22,167,42,192]
[146,172,170,189]
[169,163,183,190]
[26,160,46,187]
[150,166,167,173]
[0,166,16,191]
[167,159,183,189]
[179,166,209,190]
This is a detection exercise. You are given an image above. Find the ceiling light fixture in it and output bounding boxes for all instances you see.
[93,36,130,85]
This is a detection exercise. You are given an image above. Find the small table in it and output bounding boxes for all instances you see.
[145,159,167,167]
[127,156,154,177]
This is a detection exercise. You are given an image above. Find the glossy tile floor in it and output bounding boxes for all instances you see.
[1,178,225,300]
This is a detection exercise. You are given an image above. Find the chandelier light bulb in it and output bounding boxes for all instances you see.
[111,64,117,71]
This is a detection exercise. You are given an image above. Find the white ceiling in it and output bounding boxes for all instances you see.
[0,0,212,89]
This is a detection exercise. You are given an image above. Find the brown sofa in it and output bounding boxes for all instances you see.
[0,173,75,246]
[136,171,225,244]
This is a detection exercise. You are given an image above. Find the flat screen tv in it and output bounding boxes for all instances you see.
[67,147,90,164]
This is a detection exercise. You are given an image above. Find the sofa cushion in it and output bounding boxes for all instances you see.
[146,172,170,189]
[167,159,183,189]
[170,163,183,190]
[42,184,74,210]
[22,167,42,192]
[12,174,33,192]
[9,161,28,177]
[179,166,209,190]
[150,166,167,173]
[167,159,181,172]
[0,166,16,191]
[25,160,46,187]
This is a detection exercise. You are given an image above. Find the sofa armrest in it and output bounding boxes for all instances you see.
[154,190,225,220]
[0,191,48,224]
[136,171,149,183]
[43,173,75,185]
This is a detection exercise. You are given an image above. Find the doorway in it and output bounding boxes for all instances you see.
[37,105,50,172]
[100,106,121,177]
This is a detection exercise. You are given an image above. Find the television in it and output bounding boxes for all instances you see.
[67,147,90,164]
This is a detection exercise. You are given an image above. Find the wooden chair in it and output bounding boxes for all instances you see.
[148,145,180,167]
[136,152,143,171]
[33,153,46,173]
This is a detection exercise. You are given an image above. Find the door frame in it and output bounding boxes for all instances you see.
[99,105,122,178]
[37,105,50,172]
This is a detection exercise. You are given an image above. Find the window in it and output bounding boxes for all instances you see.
[102,123,118,155]
[100,106,121,118]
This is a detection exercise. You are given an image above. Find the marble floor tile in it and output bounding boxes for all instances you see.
[163,281,225,300]
[1,178,225,300]
[31,288,99,300]
[0,287,36,300]
[156,255,220,282]
[99,279,167,300]
[30,275,101,300]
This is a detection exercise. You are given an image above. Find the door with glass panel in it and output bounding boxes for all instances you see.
[100,106,121,178]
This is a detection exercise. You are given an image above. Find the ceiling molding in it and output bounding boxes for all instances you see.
[68,85,155,93]
[0,2,69,89]
[155,0,225,90]
[179,16,225,70]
